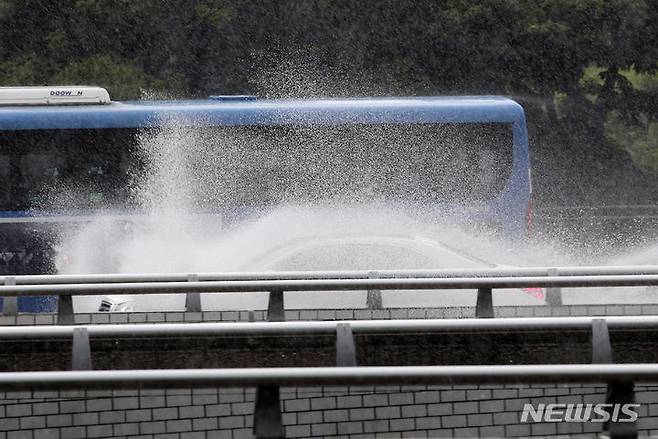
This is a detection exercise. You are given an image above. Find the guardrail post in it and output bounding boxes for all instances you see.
[592,319,637,439]
[591,319,612,364]
[366,271,383,310]
[253,291,285,438]
[2,277,17,316]
[267,290,284,322]
[58,295,74,325]
[545,268,562,306]
[71,327,92,370]
[185,274,201,312]
[476,287,494,318]
[336,323,357,367]
[254,385,284,439]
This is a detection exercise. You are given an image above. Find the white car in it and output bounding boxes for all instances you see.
[87,232,545,313]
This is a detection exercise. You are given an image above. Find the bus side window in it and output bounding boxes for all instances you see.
[83,155,107,205]
[19,154,63,206]
[478,149,496,189]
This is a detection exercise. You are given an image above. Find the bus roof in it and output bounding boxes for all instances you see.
[0,96,525,130]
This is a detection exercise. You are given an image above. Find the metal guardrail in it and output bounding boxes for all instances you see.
[1,364,658,391]
[0,315,657,338]
[5,274,658,295]
[3,266,658,323]
[2,267,658,438]
[0,315,652,439]
[3,264,658,284]
[3,265,658,315]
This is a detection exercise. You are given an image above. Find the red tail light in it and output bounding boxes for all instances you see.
[522,287,544,300]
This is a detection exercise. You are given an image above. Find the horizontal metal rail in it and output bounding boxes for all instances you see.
[2,274,658,296]
[0,316,657,339]
[1,364,658,391]
[3,265,658,285]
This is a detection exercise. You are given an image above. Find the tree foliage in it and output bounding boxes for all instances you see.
[0,0,656,205]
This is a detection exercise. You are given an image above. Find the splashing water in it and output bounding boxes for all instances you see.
[55,84,658,311]
[54,113,574,276]
[57,110,658,312]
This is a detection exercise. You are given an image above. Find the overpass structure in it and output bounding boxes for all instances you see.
[1,267,658,438]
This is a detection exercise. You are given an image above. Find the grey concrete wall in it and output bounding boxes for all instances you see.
[1,305,657,438]
[2,384,658,438]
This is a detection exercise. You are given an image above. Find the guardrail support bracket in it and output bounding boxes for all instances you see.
[257,291,285,436]
[185,274,202,312]
[58,296,74,325]
[71,327,92,371]
[336,323,357,367]
[366,271,383,309]
[2,277,17,316]
[268,290,284,322]
[254,384,284,439]
[591,319,612,364]
[546,268,562,306]
[476,287,494,318]
[592,319,637,439]
[366,289,383,309]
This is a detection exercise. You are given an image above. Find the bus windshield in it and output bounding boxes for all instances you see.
[0,122,512,212]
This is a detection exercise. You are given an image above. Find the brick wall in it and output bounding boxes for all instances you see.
[1,305,657,438]
[2,384,658,438]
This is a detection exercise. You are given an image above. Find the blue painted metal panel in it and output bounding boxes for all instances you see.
[0,296,58,314]
[0,96,525,130]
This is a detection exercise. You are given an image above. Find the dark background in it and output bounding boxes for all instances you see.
[1,0,657,210]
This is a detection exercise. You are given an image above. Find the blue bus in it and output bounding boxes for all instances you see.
[0,87,532,311]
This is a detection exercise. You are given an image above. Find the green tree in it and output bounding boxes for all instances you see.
[0,0,656,205]
[53,55,163,100]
